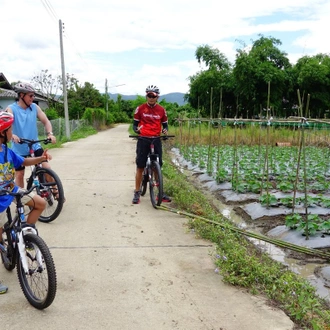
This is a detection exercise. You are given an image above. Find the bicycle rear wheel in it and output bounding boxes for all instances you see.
[0,228,17,271]
[149,161,163,208]
[17,233,57,309]
[27,168,64,223]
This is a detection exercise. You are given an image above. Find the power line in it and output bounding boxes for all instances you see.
[40,0,58,22]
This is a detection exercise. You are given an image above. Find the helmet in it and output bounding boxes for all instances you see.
[0,112,14,132]
[14,82,36,94]
[145,85,160,95]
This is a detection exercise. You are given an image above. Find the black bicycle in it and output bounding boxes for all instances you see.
[130,135,174,208]
[19,138,65,223]
[0,186,57,309]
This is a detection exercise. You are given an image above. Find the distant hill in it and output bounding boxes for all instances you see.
[109,92,187,106]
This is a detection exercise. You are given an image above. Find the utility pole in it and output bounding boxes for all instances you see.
[59,19,70,138]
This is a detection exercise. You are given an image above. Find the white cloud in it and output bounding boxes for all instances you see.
[0,0,329,95]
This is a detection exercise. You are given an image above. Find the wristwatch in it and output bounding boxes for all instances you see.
[47,132,54,136]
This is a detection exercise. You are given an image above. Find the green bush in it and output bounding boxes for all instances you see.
[45,108,59,120]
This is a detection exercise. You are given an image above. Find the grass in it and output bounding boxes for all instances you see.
[161,149,330,330]
[41,124,98,149]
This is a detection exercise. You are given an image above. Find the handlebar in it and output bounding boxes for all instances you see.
[0,184,36,197]
[129,135,175,140]
[18,138,52,146]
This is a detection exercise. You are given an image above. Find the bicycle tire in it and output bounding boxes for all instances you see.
[17,233,57,309]
[140,170,148,196]
[0,229,17,271]
[27,168,64,223]
[149,161,163,208]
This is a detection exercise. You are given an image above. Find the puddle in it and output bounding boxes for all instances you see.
[170,148,330,301]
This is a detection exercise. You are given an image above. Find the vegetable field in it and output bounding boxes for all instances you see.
[173,118,330,239]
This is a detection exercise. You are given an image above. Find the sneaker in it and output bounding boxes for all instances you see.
[0,282,8,294]
[132,190,141,204]
[162,193,172,203]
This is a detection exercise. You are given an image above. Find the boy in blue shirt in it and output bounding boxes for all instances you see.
[0,111,50,294]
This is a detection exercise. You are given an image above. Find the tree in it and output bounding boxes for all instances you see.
[32,70,77,116]
[67,81,104,119]
[233,35,292,118]
[292,54,330,117]
[187,45,233,117]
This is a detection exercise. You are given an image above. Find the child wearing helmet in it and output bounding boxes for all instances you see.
[0,111,51,294]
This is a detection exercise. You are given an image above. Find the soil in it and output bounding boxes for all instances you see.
[174,157,330,301]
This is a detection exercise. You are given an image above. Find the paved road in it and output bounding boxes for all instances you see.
[0,124,294,330]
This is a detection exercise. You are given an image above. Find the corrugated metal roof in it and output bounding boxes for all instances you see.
[0,88,16,98]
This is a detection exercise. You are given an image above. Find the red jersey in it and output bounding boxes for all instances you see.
[134,103,168,137]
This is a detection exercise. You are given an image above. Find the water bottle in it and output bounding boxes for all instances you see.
[33,177,40,187]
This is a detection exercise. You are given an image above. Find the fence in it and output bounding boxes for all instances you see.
[37,118,87,138]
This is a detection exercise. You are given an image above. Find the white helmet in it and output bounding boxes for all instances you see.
[145,85,160,95]
[14,82,35,94]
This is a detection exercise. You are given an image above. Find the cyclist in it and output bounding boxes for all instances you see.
[0,112,50,293]
[132,84,172,204]
[5,83,60,197]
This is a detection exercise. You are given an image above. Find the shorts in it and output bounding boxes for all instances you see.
[0,189,34,228]
[15,148,46,171]
[135,138,163,168]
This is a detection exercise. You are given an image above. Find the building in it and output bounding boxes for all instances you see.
[0,72,51,110]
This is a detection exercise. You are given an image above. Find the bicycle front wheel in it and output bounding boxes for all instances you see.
[27,168,64,223]
[149,161,163,208]
[17,233,57,309]
[140,169,148,196]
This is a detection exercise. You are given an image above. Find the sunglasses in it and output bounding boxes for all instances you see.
[26,94,35,98]
[147,94,157,99]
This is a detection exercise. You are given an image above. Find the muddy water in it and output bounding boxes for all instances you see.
[171,149,330,301]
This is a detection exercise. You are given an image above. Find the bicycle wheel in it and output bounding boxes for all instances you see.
[17,233,57,309]
[140,169,148,196]
[0,229,17,271]
[27,168,64,223]
[149,161,163,208]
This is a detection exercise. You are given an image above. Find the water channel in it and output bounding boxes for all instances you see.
[170,148,330,302]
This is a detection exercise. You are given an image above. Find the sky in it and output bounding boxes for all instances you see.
[1,0,329,96]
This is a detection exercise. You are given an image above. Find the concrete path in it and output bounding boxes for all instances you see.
[0,124,294,330]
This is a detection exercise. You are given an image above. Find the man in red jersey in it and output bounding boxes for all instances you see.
[132,85,171,204]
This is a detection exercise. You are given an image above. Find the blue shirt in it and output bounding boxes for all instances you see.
[0,145,24,212]
[9,102,41,156]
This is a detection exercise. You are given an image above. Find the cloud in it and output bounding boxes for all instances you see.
[0,0,329,95]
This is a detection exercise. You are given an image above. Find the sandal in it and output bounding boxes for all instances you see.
[52,188,66,203]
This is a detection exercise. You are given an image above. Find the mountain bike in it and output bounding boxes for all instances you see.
[19,138,65,223]
[130,135,174,208]
[0,186,57,309]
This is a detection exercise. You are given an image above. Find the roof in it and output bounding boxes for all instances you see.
[0,72,12,90]
[0,72,50,102]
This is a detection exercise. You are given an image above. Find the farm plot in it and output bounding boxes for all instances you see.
[177,143,330,241]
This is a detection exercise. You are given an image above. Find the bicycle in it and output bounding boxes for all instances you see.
[0,186,57,309]
[130,135,174,208]
[18,138,65,223]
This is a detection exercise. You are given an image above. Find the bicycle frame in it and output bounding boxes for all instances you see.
[2,189,41,273]
[18,138,65,223]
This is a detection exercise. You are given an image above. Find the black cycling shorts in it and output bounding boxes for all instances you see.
[135,138,163,168]
[15,148,46,171]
